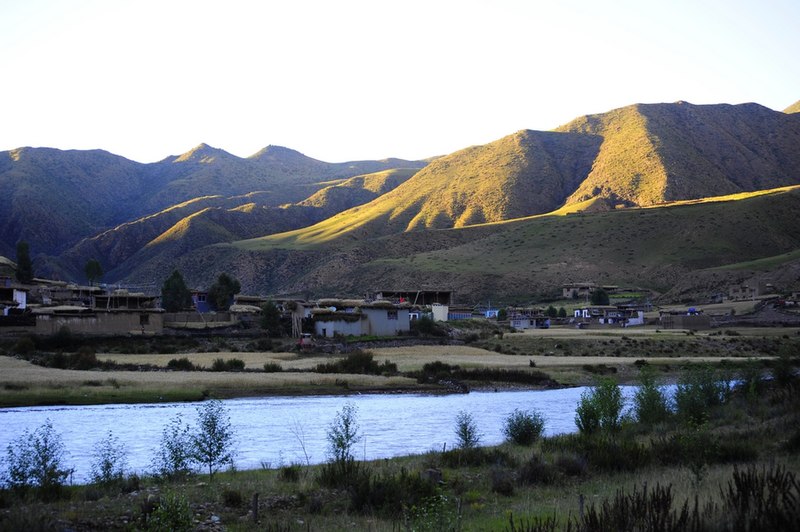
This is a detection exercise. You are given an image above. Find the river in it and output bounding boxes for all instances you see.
[0,386,646,483]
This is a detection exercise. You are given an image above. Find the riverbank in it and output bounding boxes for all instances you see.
[2,369,798,531]
[1,325,792,407]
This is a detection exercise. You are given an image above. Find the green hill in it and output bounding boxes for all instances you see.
[558,102,800,206]
[135,186,800,302]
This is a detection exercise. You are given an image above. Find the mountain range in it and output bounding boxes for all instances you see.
[2,100,799,303]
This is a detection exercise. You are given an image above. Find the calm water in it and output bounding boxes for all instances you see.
[0,386,645,483]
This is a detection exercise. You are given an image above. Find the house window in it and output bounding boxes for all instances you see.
[387,310,398,320]
[197,294,206,302]
[139,314,150,326]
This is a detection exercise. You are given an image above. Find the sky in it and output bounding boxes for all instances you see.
[1,0,798,164]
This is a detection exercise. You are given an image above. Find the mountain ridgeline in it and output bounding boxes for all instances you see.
[2,100,799,302]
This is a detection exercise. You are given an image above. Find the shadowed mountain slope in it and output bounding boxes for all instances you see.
[0,143,426,262]
[63,168,421,282]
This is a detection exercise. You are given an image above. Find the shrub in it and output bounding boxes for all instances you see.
[314,351,397,376]
[575,378,623,434]
[3,419,72,501]
[579,483,696,531]
[554,453,588,478]
[167,357,198,371]
[517,454,558,485]
[503,409,545,445]
[633,365,671,425]
[152,414,193,480]
[90,430,127,487]
[490,467,515,496]
[279,463,301,482]
[210,357,245,372]
[221,488,243,508]
[146,491,193,532]
[263,362,282,372]
[349,467,438,517]
[454,410,481,450]
[720,464,800,530]
[674,365,729,425]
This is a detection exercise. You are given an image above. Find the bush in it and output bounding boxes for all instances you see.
[348,467,438,517]
[263,362,282,372]
[90,430,127,487]
[11,336,36,357]
[314,351,397,376]
[152,414,193,480]
[517,454,558,485]
[575,378,624,434]
[633,365,671,425]
[210,357,245,372]
[503,409,545,445]
[279,464,301,482]
[720,464,800,530]
[3,419,72,501]
[167,357,198,371]
[221,488,243,508]
[674,365,729,424]
[145,491,193,532]
[454,410,481,450]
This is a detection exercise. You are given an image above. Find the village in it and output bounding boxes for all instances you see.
[3,271,800,340]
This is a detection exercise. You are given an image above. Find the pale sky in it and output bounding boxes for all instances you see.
[1,0,798,163]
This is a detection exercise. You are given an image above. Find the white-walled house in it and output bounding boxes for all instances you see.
[312,300,411,338]
[0,278,27,316]
[574,306,644,326]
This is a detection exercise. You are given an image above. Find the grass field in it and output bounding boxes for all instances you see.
[2,324,793,406]
[0,356,419,407]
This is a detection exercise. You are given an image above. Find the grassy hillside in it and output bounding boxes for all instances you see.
[785,99,800,114]
[558,102,800,206]
[235,130,603,250]
[153,185,800,302]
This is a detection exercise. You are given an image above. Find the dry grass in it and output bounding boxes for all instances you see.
[0,356,417,406]
[368,344,756,372]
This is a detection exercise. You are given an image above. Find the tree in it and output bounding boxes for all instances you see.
[546,305,558,318]
[575,377,624,434]
[454,410,481,450]
[152,414,193,480]
[15,241,34,283]
[161,270,192,312]
[327,403,361,464]
[191,399,235,480]
[590,288,610,306]
[4,419,72,500]
[208,273,241,311]
[558,307,567,318]
[260,300,283,336]
[84,258,103,286]
[633,365,671,425]
[90,430,127,486]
